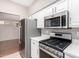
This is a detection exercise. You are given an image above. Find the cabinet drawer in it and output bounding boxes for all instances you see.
[31,40,39,46]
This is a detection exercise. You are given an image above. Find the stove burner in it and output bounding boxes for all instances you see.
[40,37,71,51]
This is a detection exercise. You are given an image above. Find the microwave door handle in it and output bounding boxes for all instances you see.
[60,16,62,28]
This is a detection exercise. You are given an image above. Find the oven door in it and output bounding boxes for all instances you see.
[39,48,53,58]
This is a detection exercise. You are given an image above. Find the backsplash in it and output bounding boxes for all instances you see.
[41,28,79,40]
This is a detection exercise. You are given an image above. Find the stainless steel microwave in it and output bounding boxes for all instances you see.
[44,11,69,28]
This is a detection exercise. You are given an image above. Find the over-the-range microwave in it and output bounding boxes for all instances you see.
[44,10,69,28]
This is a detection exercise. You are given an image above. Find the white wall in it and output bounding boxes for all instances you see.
[0,0,28,41]
[0,0,28,19]
[0,24,20,41]
[41,28,79,40]
[28,0,59,16]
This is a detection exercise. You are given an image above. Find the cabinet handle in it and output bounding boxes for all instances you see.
[33,42,35,44]
[55,7,56,12]
[70,17,71,24]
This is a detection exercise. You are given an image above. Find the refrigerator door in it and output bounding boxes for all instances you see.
[20,19,41,58]
[25,19,41,58]
[19,19,25,58]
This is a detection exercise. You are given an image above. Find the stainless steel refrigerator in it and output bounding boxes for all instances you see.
[19,19,41,58]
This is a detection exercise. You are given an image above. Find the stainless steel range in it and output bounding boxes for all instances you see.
[39,32,72,58]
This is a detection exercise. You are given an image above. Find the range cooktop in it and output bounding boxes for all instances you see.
[40,37,71,51]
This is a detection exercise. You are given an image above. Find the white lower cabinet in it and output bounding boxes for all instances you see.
[31,40,39,58]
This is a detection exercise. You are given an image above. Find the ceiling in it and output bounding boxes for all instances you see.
[10,0,36,7]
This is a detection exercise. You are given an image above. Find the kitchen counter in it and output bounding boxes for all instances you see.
[64,39,79,58]
[31,35,50,58]
[31,35,50,41]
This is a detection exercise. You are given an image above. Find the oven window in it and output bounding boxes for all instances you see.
[40,49,53,58]
[51,16,60,27]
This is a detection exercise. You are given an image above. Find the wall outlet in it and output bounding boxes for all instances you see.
[50,33,55,36]
[45,30,49,34]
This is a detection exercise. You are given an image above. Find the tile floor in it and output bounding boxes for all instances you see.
[1,52,21,58]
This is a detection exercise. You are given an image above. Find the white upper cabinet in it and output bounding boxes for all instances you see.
[37,19,44,28]
[31,11,44,28]
[69,0,79,27]
[35,0,69,28]
[42,5,55,17]
[30,2,56,28]
[55,0,68,13]
[29,0,79,28]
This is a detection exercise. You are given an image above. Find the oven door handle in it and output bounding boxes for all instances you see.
[39,47,58,58]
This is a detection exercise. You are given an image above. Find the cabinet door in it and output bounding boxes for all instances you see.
[37,19,44,28]
[55,0,68,13]
[43,5,55,17]
[69,0,79,27]
[37,12,44,28]
[32,11,44,28]
[31,40,39,58]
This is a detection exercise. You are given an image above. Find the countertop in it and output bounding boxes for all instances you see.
[31,35,79,58]
[64,39,79,58]
[31,35,50,42]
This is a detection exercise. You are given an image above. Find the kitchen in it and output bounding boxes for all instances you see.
[0,0,79,58]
